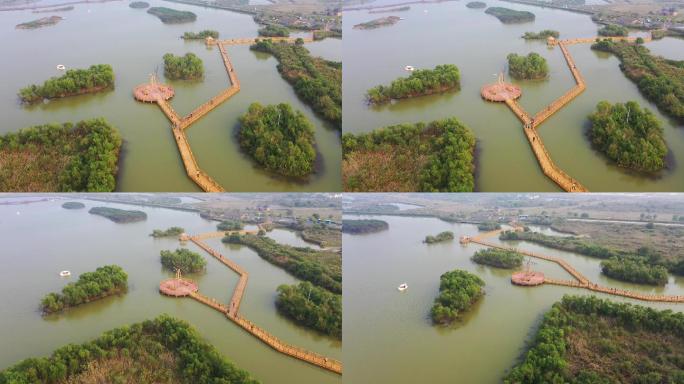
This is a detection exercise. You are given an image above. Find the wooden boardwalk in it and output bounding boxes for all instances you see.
[465,228,684,303]
[165,232,342,374]
[136,34,313,192]
[486,35,654,192]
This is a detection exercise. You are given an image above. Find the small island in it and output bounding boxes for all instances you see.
[19,64,114,104]
[598,24,628,37]
[353,16,401,30]
[588,101,667,172]
[276,282,342,339]
[477,222,501,231]
[430,270,485,325]
[16,16,63,29]
[0,119,122,192]
[342,219,389,234]
[522,29,559,40]
[485,7,535,23]
[88,207,147,223]
[163,53,203,80]
[366,64,460,104]
[182,29,218,39]
[258,25,290,37]
[217,220,243,231]
[129,1,149,8]
[424,231,454,244]
[150,226,185,237]
[471,248,523,269]
[601,256,669,285]
[507,52,549,80]
[160,248,207,274]
[61,202,85,209]
[506,295,684,383]
[41,265,128,314]
[466,1,487,8]
[238,103,316,178]
[0,315,256,382]
[343,118,476,192]
[147,7,197,24]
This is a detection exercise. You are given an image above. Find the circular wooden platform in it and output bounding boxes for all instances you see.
[511,271,545,286]
[159,278,198,297]
[481,82,522,102]
[133,83,175,103]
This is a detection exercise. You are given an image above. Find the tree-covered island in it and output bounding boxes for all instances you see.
[41,265,128,314]
[150,226,185,237]
[522,30,559,40]
[343,118,476,192]
[61,202,85,209]
[0,315,258,383]
[0,118,122,192]
[477,222,501,231]
[424,231,455,244]
[507,52,549,80]
[19,64,114,103]
[160,248,207,274]
[466,2,487,9]
[276,282,341,338]
[217,220,244,231]
[353,16,401,30]
[598,24,629,37]
[258,25,289,37]
[238,103,316,178]
[430,270,485,325]
[471,248,524,269]
[588,101,667,172]
[342,219,389,234]
[485,7,535,23]
[88,207,147,223]
[163,53,204,80]
[182,29,218,39]
[365,64,460,104]
[147,7,197,24]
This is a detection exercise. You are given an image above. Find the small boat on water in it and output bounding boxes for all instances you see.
[404,65,415,72]
[59,270,71,277]
[398,283,408,291]
[56,64,66,71]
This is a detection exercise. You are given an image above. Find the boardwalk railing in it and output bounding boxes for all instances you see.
[180,234,342,374]
[467,235,684,303]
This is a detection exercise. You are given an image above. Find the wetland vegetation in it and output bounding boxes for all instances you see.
[276,282,342,338]
[598,24,628,37]
[430,270,485,325]
[250,40,341,128]
[522,29,559,40]
[507,52,549,80]
[353,16,401,30]
[41,265,128,314]
[365,64,461,104]
[182,29,218,39]
[0,315,257,383]
[0,118,121,192]
[484,7,535,23]
[18,64,114,104]
[88,207,147,223]
[342,118,475,192]
[238,103,316,178]
[258,25,290,37]
[147,7,197,24]
[424,231,454,244]
[150,226,185,238]
[505,295,684,384]
[162,53,204,80]
[342,219,389,234]
[160,248,207,274]
[471,248,524,269]
[61,201,85,209]
[588,101,667,172]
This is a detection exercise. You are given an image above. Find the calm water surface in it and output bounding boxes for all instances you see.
[0,199,340,383]
[343,1,684,191]
[343,214,684,383]
[0,2,341,191]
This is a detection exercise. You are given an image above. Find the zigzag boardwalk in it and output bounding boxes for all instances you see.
[463,228,684,303]
[482,35,654,192]
[166,232,342,374]
[135,34,314,191]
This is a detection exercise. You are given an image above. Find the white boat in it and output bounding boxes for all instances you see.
[404,65,415,72]
[59,270,71,277]
[398,283,408,291]
[56,64,66,71]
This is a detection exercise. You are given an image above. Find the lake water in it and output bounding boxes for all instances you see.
[342,1,684,191]
[0,1,341,192]
[0,198,340,383]
[342,214,684,383]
